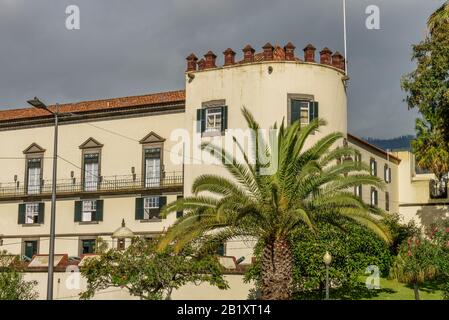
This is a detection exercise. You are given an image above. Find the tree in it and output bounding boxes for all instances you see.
[80,237,228,300]
[389,236,445,300]
[0,251,38,300]
[428,1,449,34]
[402,1,449,155]
[411,118,449,181]
[159,108,391,300]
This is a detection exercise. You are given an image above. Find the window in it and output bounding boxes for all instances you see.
[205,107,222,133]
[74,200,103,222]
[354,152,362,163]
[197,106,228,135]
[135,196,167,221]
[82,200,97,222]
[290,99,319,126]
[25,203,39,224]
[144,196,159,220]
[176,195,184,218]
[23,240,38,260]
[384,164,392,183]
[354,185,362,198]
[217,243,226,256]
[385,192,390,211]
[26,158,42,195]
[81,239,96,255]
[18,203,44,225]
[144,148,161,188]
[370,188,378,207]
[370,158,377,176]
[83,153,99,191]
[117,238,126,250]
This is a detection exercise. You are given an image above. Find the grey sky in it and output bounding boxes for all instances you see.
[0,0,444,138]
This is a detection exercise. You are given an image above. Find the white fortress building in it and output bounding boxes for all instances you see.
[0,42,447,299]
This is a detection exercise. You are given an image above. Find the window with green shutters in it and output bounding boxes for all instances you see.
[135,196,167,220]
[197,106,228,135]
[18,203,44,225]
[74,200,103,222]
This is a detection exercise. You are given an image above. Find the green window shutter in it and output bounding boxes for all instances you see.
[290,100,301,124]
[159,196,167,210]
[38,203,45,224]
[96,200,104,221]
[176,195,184,219]
[135,198,144,220]
[221,106,228,132]
[196,109,202,133]
[309,101,319,122]
[159,196,167,219]
[74,201,82,222]
[18,204,26,224]
[196,109,206,133]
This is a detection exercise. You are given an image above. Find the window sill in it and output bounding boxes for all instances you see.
[139,218,162,223]
[21,223,41,227]
[202,131,224,138]
[79,221,100,225]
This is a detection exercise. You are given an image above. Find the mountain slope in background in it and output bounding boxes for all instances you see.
[363,135,414,151]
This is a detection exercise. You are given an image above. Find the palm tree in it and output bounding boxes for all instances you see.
[428,1,449,33]
[412,118,449,181]
[159,108,391,300]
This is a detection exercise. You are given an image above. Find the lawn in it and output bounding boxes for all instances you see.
[359,277,444,300]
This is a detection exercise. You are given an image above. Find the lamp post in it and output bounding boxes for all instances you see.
[27,97,59,300]
[323,251,332,300]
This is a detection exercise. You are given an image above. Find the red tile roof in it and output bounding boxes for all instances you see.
[0,90,186,122]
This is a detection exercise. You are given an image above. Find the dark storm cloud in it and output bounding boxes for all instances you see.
[0,0,444,138]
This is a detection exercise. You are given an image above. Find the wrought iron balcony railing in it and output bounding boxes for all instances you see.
[429,179,448,199]
[0,171,183,199]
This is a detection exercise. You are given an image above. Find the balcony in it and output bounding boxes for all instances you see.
[429,179,448,200]
[0,171,183,201]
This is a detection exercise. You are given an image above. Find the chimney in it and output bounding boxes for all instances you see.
[242,44,255,63]
[262,42,274,61]
[186,53,198,72]
[198,58,205,70]
[303,44,316,62]
[204,51,217,69]
[223,48,236,66]
[320,47,332,65]
[284,42,296,61]
[332,52,344,70]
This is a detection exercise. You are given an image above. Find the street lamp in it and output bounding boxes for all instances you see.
[27,97,59,300]
[323,251,332,300]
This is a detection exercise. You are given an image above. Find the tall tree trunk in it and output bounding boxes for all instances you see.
[413,282,420,300]
[261,237,293,300]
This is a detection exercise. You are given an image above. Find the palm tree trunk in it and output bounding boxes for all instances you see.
[260,237,293,300]
[413,282,420,300]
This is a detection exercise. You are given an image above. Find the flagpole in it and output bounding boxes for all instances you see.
[343,0,348,75]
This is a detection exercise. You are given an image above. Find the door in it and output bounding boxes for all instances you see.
[144,148,161,187]
[84,153,99,191]
[27,158,41,194]
[24,241,38,260]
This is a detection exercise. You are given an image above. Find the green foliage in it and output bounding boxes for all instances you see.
[389,233,448,300]
[80,237,228,300]
[411,118,449,180]
[291,220,392,297]
[428,221,449,299]
[246,219,394,300]
[402,2,449,172]
[0,251,38,300]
